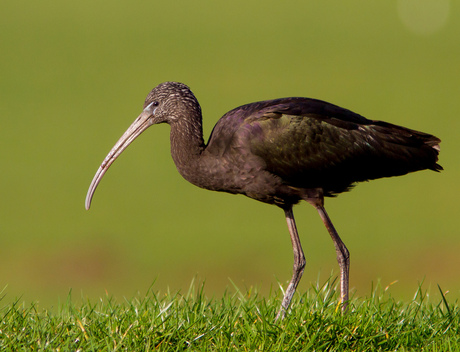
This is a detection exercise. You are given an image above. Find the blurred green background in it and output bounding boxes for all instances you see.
[1,0,458,307]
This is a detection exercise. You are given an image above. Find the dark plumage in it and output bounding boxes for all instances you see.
[86,82,442,319]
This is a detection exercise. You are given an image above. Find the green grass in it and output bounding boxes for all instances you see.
[1,280,458,351]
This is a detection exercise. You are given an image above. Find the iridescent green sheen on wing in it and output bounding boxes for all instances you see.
[223,100,442,196]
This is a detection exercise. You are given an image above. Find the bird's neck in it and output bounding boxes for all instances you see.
[169,113,206,182]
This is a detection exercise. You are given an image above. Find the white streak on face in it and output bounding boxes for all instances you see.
[144,102,157,115]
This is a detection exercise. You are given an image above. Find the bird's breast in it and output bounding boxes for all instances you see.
[177,150,302,207]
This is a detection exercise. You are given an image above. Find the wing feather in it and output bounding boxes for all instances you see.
[206,98,441,195]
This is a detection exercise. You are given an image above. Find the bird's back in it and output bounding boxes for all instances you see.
[206,97,442,196]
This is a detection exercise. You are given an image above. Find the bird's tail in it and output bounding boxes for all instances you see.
[371,120,443,173]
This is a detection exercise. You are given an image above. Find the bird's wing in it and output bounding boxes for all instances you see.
[208,98,441,195]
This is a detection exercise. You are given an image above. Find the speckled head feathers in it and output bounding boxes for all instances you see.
[143,82,201,118]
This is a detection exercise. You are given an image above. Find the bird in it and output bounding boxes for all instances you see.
[85,81,442,320]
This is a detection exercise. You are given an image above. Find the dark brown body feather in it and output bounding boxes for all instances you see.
[202,97,441,201]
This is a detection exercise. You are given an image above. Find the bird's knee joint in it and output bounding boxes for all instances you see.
[337,251,350,267]
[294,257,306,273]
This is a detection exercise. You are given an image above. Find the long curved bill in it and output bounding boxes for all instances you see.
[85,104,156,210]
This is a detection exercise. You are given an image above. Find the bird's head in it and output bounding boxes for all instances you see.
[85,81,200,210]
[143,81,201,125]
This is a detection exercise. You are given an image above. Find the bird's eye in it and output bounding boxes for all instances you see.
[152,101,159,106]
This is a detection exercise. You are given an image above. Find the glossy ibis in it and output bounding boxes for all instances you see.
[85,82,442,319]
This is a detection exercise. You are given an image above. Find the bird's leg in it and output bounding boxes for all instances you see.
[313,208,350,312]
[276,207,306,321]
[304,190,350,312]
[316,205,350,311]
